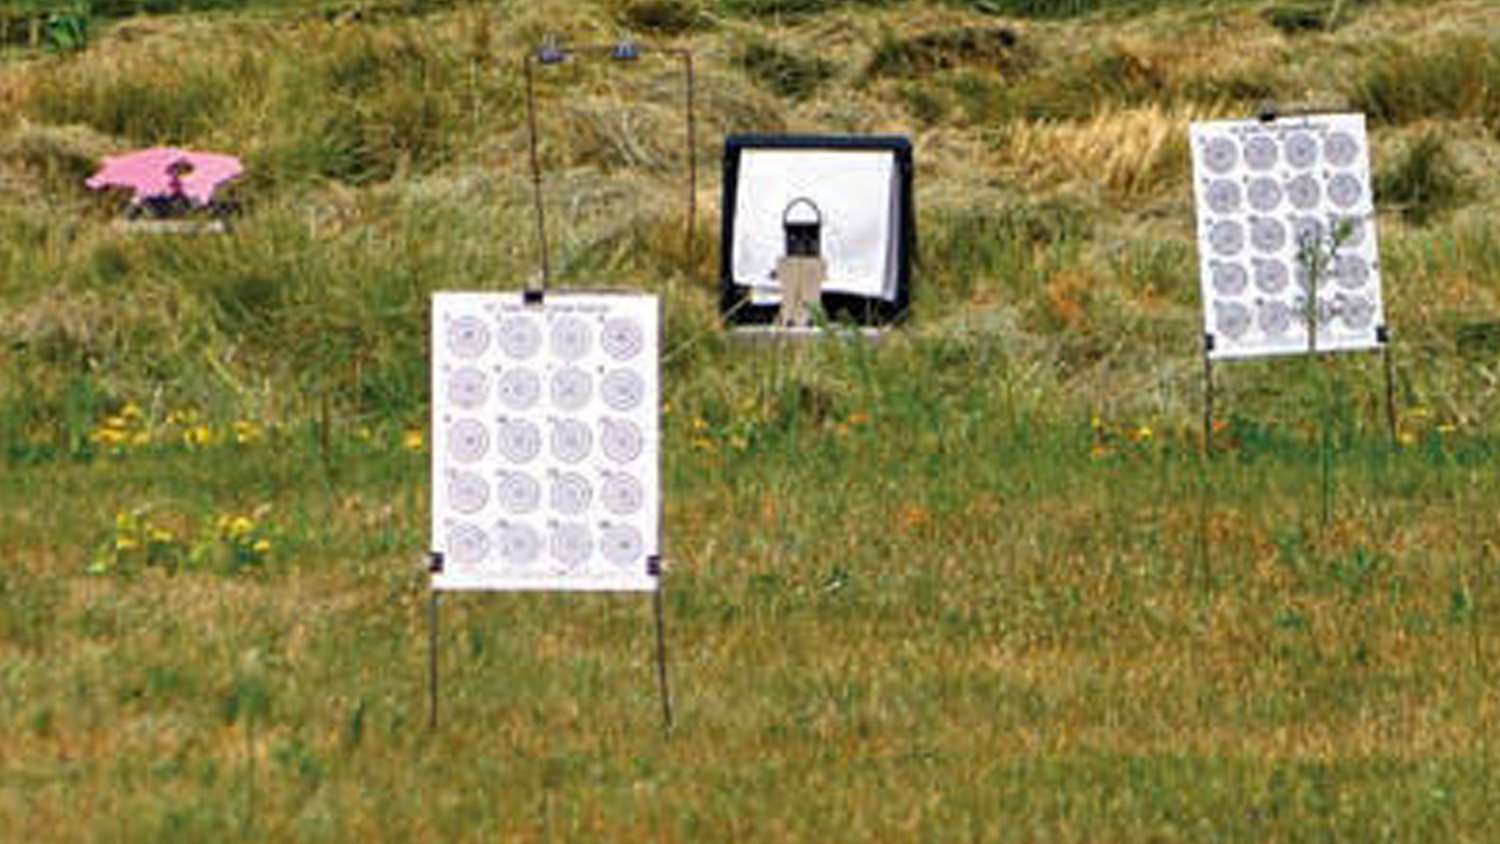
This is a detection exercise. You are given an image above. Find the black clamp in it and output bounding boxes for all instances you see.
[427,551,445,574]
[1376,324,1391,344]
[646,555,663,578]
[1203,332,1217,352]
[524,288,545,306]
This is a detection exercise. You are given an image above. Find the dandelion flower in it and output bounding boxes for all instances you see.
[115,535,139,552]
[402,429,425,452]
[252,538,272,554]
[149,528,173,544]
[228,515,254,539]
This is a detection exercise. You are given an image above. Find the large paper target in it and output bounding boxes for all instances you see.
[1191,114,1385,359]
[431,292,660,592]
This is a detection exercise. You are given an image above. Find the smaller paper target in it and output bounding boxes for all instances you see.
[498,315,543,359]
[1206,180,1241,214]
[1258,300,1295,335]
[496,368,542,411]
[448,367,489,410]
[601,317,644,360]
[447,316,490,359]
[1203,137,1238,173]
[1245,135,1278,170]
[1250,217,1287,253]
[1247,177,1283,213]
[448,419,489,463]
[448,471,489,514]
[1253,258,1289,293]
[496,419,542,463]
[1325,131,1359,167]
[1285,132,1319,169]
[1209,221,1244,256]
[1292,216,1325,249]
[599,524,644,567]
[550,522,593,571]
[1334,255,1371,290]
[549,366,593,412]
[549,471,593,515]
[549,315,592,360]
[1341,294,1376,329]
[1211,262,1248,295]
[550,419,593,463]
[447,523,489,566]
[1215,302,1252,339]
[1286,174,1321,210]
[496,470,541,514]
[600,369,645,412]
[601,473,644,516]
[496,522,543,568]
[1328,173,1363,209]
[601,419,643,464]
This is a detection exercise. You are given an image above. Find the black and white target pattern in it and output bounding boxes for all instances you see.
[430,292,660,592]
[1191,114,1385,359]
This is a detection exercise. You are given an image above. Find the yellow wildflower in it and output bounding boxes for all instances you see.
[252,538,272,554]
[115,511,131,529]
[1398,430,1417,447]
[115,535,139,552]
[233,420,263,445]
[149,527,174,544]
[228,515,254,539]
[402,429,425,452]
[121,401,143,419]
[130,431,150,447]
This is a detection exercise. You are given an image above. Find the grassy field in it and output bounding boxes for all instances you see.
[2,0,1500,839]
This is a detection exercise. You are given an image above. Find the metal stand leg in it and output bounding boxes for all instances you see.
[1382,340,1398,445]
[1198,352,1215,590]
[428,592,440,730]
[1203,353,1215,453]
[652,587,674,732]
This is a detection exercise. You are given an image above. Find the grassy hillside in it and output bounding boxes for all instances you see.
[2,0,1500,840]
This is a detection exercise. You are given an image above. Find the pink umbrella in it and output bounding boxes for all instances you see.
[86,147,243,206]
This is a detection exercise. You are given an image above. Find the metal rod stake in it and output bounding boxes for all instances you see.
[683,51,697,265]
[524,57,551,291]
[652,587,674,732]
[428,591,440,730]
[1383,340,1398,445]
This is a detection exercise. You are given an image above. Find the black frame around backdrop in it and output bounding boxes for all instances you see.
[718,134,915,327]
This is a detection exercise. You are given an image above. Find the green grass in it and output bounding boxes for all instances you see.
[2,0,1500,839]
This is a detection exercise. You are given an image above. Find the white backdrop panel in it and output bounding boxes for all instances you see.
[430,292,659,592]
[1190,114,1385,360]
[731,149,900,304]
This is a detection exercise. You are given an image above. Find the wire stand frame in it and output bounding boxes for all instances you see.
[523,39,697,292]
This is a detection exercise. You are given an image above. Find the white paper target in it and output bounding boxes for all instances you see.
[730,149,901,304]
[431,292,660,592]
[1190,114,1385,360]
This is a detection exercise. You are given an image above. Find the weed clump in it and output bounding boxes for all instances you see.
[612,0,713,33]
[1350,36,1500,131]
[866,26,1027,79]
[735,40,837,100]
[1374,132,1470,226]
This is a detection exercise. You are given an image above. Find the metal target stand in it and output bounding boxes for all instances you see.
[1197,106,1402,582]
[524,38,698,288]
[426,39,691,734]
